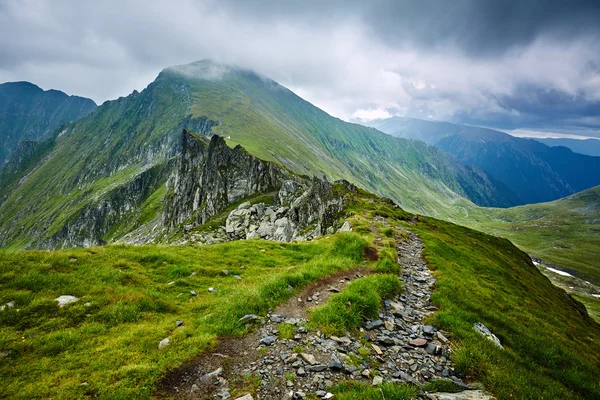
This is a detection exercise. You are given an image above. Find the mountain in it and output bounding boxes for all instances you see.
[0,60,517,249]
[0,81,97,165]
[534,137,600,157]
[370,117,600,205]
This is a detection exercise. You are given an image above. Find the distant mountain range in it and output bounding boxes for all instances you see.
[534,137,600,157]
[369,117,600,205]
[0,82,97,165]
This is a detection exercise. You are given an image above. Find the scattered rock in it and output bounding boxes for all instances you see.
[197,367,223,383]
[365,319,383,330]
[384,319,395,331]
[260,336,277,346]
[54,295,78,307]
[300,353,318,365]
[239,314,260,323]
[190,291,197,296]
[69,257,78,262]
[222,270,229,276]
[176,320,184,327]
[409,338,428,347]
[234,395,254,400]
[208,287,217,292]
[372,376,383,386]
[158,338,170,349]
[371,344,383,355]
[473,323,503,349]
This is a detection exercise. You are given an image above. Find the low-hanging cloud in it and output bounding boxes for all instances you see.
[1,0,599,137]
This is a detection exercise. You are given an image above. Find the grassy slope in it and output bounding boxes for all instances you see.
[183,64,514,213]
[0,233,369,399]
[1,194,599,399]
[339,197,600,399]
[462,186,600,285]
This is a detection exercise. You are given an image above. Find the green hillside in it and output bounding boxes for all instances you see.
[465,186,600,284]
[1,193,598,399]
[0,60,515,249]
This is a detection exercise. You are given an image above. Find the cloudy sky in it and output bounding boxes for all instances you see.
[1,0,600,138]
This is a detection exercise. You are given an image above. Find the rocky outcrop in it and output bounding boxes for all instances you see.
[225,177,353,242]
[163,131,355,243]
[164,131,292,230]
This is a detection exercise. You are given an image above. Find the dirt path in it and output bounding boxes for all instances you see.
[157,222,481,399]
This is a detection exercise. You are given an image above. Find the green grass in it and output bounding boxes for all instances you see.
[333,197,600,399]
[309,274,402,336]
[277,322,295,339]
[331,381,418,400]
[462,186,600,286]
[0,233,369,399]
[411,216,600,399]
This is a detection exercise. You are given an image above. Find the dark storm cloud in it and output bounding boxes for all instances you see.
[0,0,599,138]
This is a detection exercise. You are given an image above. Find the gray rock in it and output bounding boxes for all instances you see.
[55,295,78,307]
[239,314,259,323]
[158,338,170,349]
[300,353,318,365]
[365,319,384,330]
[197,366,223,382]
[208,287,216,292]
[308,364,327,372]
[234,395,254,400]
[338,221,352,232]
[425,390,495,400]
[473,323,503,349]
[372,376,383,385]
[176,320,184,327]
[260,336,277,346]
[222,270,229,276]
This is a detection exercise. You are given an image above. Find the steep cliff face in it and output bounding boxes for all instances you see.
[161,130,353,244]
[164,130,292,229]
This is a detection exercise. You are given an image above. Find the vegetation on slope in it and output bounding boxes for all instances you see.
[1,192,598,399]
[0,233,370,399]
[333,197,600,399]
[0,60,516,249]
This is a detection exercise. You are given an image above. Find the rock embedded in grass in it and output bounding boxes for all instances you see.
[158,338,170,349]
[239,314,259,323]
[55,295,79,307]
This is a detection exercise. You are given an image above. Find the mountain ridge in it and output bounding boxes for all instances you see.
[0,81,97,165]
[0,60,517,249]
[369,117,600,204]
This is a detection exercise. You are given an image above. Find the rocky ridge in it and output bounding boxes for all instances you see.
[160,222,494,400]
[122,131,354,245]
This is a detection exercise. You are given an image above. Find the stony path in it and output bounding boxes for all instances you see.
[160,223,493,400]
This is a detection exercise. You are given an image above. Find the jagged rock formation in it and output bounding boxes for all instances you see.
[161,131,354,244]
[164,131,291,229]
